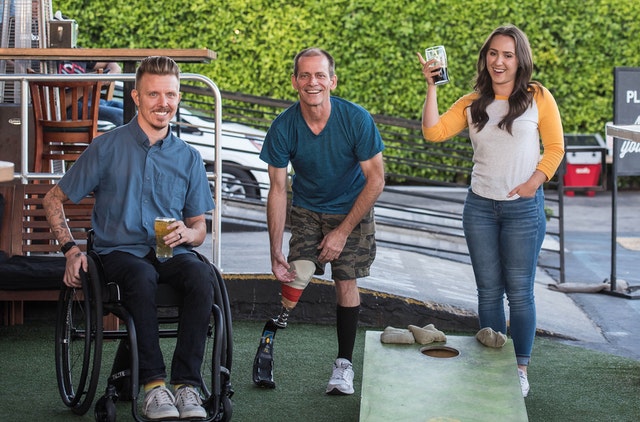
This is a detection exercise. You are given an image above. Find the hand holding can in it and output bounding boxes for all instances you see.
[424,45,449,85]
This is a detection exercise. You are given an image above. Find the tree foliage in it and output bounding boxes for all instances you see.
[55,0,640,135]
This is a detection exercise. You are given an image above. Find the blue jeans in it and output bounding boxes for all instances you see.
[100,249,214,385]
[97,99,124,126]
[72,99,124,127]
[462,188,546,366]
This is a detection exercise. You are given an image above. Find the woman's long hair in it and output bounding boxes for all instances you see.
[469,25,541,134]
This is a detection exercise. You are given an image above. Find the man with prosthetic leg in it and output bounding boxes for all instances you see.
[252,47,385,395]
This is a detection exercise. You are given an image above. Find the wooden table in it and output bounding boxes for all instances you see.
[0,48,216,121]
[0,161,13,182]
[0,47,215,63]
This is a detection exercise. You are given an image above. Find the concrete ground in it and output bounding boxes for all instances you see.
[199,189,640,361]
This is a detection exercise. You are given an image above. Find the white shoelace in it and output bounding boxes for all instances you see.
[176,386,202,406]
[332,362,352,381]
[144,387,175,412]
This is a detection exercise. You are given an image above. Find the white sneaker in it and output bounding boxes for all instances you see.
[174,385,207,419]
[142,386,179,420]
[325,358,355,395]
[518,368,530,397]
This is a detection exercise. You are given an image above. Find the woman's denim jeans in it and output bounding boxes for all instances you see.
[100,249,214,386]
[462,188,546,366]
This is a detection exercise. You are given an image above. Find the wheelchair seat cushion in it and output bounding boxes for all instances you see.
[0,251,65,290]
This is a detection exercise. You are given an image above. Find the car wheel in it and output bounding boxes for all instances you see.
[207,163,261,200]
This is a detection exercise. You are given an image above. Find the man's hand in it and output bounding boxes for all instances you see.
[64,250,87,288]
[317,228,348,263]
[165,219,190,247]
[271,252,296,283]
[163,215,208,248]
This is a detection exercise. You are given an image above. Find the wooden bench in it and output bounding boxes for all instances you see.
[0,182,118,329]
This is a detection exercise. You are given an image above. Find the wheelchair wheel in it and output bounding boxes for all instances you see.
[200,264,234,421]
[94,385,118,422]
[219,394,233,422]
[55,256,104,415]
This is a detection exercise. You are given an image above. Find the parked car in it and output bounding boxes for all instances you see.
[172,108,269,201]
[108,82,269,201]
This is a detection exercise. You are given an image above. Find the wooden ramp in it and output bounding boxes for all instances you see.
[360,331,528,422]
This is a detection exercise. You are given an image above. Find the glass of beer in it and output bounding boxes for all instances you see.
[154,217,176,259]
[424,45,449,85]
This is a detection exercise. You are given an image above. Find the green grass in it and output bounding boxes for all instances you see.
[1,319,639,421]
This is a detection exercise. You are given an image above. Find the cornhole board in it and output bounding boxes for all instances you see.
[360,331,528,421]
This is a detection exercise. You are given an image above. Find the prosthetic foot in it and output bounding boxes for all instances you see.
[252,309,289,388]
[252,260,315,389]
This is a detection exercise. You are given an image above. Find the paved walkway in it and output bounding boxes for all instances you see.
[200,190,640,361]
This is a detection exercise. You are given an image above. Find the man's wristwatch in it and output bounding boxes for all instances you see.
[61,241,77,254]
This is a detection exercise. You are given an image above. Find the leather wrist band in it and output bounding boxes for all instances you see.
[61,241,77,254]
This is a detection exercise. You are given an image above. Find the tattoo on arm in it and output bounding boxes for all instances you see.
[44,186,74,245]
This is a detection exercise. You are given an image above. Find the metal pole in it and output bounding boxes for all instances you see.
[19,77,28,182]
[610,138,618,292]
[558,158,566,284]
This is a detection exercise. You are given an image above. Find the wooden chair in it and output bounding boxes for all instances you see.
[101,80,116,101]
[0,182,118,329]
[29,78,103,173]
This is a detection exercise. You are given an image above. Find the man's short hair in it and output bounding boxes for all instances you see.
[135,56,180,87]
[293,47,335,77]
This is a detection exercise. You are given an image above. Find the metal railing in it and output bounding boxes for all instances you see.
[1,73,567,280]
[0,72,224,266]
[177,85,564,279]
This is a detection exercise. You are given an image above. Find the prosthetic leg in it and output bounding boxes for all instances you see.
[252,260,316,388]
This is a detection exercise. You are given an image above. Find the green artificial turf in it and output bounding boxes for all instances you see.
[1,319,638,421]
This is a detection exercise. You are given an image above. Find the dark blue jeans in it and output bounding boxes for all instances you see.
[462,188,546,366]
[97,99,124,126]
[100,249,214,386]
[71,99,124,127]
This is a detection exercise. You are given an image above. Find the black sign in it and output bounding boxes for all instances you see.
[613,67,640,175]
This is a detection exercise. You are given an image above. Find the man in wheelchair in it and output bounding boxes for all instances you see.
[44,56,215,420]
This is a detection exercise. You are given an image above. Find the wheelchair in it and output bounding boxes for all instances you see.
[54,248,234,422]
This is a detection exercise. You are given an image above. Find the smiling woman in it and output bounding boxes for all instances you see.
[418,24,565,399]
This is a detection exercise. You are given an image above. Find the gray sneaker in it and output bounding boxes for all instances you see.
[325,358,355,395]
[142,386,179,420]
[174,385,207,419]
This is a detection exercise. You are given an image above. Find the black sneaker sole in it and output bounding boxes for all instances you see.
[325,387,354,395]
